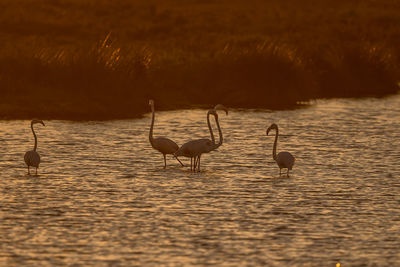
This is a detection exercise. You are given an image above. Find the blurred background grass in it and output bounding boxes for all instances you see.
[0,0,399,119]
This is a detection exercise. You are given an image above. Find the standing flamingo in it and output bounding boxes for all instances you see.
[149,100,184,168]
[175,104,228,172]
[266,123,295,177]
[174,109,217,172]
[24,119,45,175]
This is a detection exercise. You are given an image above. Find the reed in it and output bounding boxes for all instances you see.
[0,0,399,119]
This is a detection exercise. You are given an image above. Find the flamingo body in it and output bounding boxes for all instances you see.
[151,137,180,155]
[175,138,214,170]
[24,150,40,168]
[175,139,214,157]
[276,151,295,171]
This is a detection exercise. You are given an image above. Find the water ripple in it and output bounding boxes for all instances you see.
[1,95,400,266]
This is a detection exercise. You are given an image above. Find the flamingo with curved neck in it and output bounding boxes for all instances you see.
[175,104,228,172]
[266,123,295,176]
[148,100,184,168]
[24,119,45,175]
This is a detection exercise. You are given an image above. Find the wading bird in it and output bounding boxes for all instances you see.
[175,104,228,172]
[149,99,184,168]
[266,123,295,177]
[24,119,45,175]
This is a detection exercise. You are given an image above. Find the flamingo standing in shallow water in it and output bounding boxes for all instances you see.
[175,104,228,172]
[266,123,295,177]
[149,100,184,168]
[24,119,45,175]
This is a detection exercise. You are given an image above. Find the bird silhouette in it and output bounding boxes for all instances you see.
[266,123,295,177]
[24,119,45,175]
[149,100,184,168]
[175,104,228,172]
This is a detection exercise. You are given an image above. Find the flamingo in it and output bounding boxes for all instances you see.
[173,111,216,172]
[149,99,184,168]
[266,123,295,177]
[175,104,228,172]
[24,119,45,175]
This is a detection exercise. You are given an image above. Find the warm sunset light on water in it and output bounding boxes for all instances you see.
[1,96,400,265]
[1,0,399,266]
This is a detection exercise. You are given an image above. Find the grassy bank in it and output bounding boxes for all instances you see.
[0,0,399,119]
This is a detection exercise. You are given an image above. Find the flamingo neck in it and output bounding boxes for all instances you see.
[213,115,223,149]
[207,111,215,144]
[272,128,278,161]
[31,122,38,151]
[149,106,155,146]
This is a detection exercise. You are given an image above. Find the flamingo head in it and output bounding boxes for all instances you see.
[214,104,228,115]
[31,119,45,127]
[266,123,278,135]
[149,99,155,112]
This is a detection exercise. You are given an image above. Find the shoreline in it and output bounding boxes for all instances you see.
[1,93,398,121]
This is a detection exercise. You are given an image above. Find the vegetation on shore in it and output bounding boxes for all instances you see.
[0,0,399,119]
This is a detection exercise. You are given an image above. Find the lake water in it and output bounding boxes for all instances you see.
[1,95,399,266]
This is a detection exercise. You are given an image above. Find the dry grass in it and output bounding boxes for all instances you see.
[0,0,399,119]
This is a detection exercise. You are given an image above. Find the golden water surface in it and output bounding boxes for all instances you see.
[1,96,400,266]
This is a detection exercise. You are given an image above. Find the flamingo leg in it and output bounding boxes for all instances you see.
[163,154,167,169]
[175,156,184,167]
[36,168,38,175]
[193,157,198,172]
[27,166,30,175]
[279,168,282,176]
[197,155,201,172]
[190,157,193,171]
[287,169,290,177]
